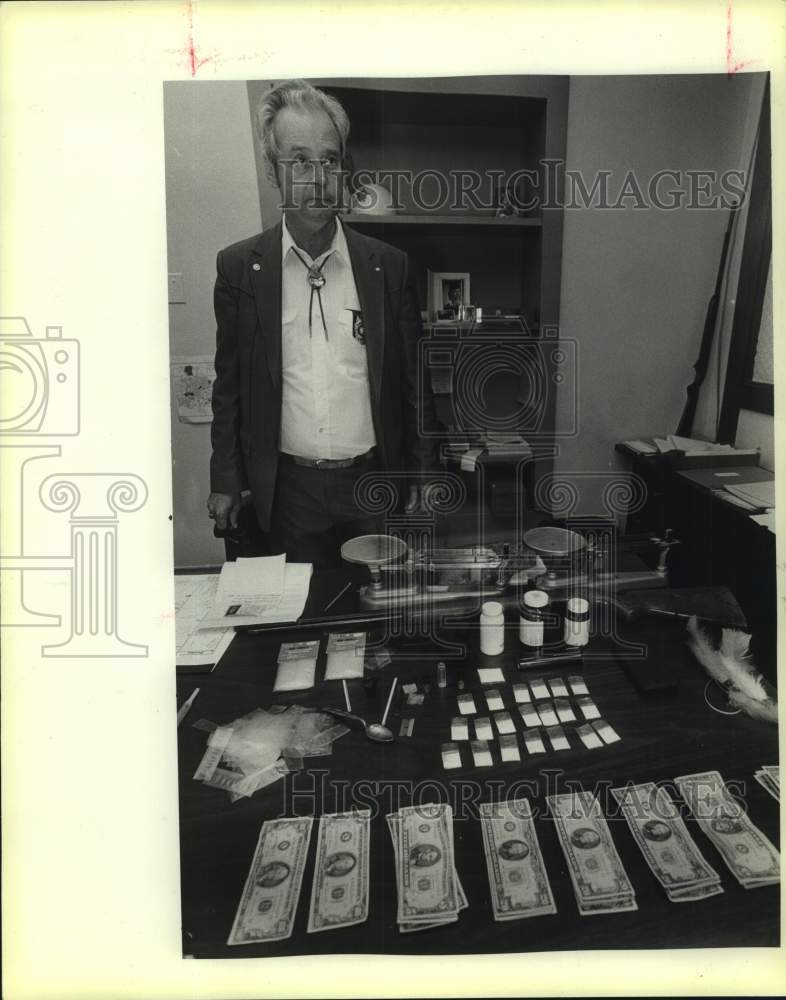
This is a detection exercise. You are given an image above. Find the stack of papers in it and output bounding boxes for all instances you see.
[622,439,658,454]
[647,434,760,459]
[175,574,234,669]
[444,432,531,472]
[202,555,313,627]
[483,432,531,458]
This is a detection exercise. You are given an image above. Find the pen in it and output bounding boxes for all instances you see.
[324,581,352,612]
[517,651,583,670]
[177,687,200,727]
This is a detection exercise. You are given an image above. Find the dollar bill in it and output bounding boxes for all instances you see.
[227,816,313,945]
[397,804,460,924]
[754,766,780,802]
[307,811,370,933]
[675,770,780,887]
[479,799,556,920]
[548,790,637,915]
[612,782,723,902]
[387,809,465,931]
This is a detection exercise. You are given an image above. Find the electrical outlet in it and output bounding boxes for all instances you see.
[168,273,186,304]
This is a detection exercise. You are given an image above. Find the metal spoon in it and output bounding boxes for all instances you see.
[322,707,394,743]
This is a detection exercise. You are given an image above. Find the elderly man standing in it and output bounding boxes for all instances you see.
[207,80,437,568]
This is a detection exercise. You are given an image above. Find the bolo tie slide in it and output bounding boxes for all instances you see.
[292,248,334,340]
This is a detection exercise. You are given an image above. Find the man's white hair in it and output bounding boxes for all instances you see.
[256,79,350,179]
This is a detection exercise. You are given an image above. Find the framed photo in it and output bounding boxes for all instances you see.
[427,270,471,323]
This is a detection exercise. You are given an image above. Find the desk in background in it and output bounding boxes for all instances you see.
[615,444,776,674]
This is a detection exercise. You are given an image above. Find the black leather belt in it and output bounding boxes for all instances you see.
[280,447,376,470]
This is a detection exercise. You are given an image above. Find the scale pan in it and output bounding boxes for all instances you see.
[340,533,408,567]
[523,526,586,558]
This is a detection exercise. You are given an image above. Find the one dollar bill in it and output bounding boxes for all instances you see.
[612,782,722,902]
[397,804,459,924]
[479,799,556,920]
[386,812,466,933]
[548,790,637,915]
[675,770,780,888]
[227,817,313,945]
[307,811,370,933]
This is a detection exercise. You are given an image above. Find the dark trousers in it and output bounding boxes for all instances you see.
[269,455,384,570]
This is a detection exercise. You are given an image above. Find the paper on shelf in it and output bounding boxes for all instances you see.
[460,448,482,471]
[623,439,657,454]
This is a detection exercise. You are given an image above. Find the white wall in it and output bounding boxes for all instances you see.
[164,82,261,568]
[556,73,767,514]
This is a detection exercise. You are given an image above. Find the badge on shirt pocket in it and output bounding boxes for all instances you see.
[350,309,365,345]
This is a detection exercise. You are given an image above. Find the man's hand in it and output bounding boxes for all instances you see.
[207,491,242,531]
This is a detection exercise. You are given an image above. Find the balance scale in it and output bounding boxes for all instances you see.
[341,527,673,610]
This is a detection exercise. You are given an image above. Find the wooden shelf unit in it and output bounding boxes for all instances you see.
[248,76,569,489]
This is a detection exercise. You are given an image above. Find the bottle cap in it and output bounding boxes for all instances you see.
[567,597,589,615]
[523,590,549,609]
[482,601,504,617]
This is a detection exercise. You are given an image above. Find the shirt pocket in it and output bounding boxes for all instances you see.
[334,287,368,377]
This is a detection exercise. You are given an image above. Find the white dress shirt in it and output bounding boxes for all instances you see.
[280,216,377,460]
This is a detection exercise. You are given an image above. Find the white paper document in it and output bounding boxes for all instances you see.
[175,574,235,667]
[203,556,313,626]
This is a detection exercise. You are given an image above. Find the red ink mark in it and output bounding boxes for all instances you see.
[726,1,753,77]
[184,0,213,77]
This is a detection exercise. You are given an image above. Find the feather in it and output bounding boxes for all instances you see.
[686,616,778,724]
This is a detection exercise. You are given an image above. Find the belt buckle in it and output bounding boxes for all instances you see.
[314,458,325,470]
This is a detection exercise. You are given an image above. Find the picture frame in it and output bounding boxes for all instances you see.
[427,270,471,323]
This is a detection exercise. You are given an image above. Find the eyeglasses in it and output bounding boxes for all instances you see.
[280,155,344,177]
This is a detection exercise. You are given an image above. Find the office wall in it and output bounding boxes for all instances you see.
[555,73,765,514]
[164,82,261,568]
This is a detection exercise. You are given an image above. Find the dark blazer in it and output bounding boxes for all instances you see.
[209,220,438,532]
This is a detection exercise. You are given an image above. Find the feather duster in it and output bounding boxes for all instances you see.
[686,616,778,723]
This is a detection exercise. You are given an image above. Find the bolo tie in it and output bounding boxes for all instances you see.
[291,247,334,340]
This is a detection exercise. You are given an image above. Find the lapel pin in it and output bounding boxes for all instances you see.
[252,262,261,271]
